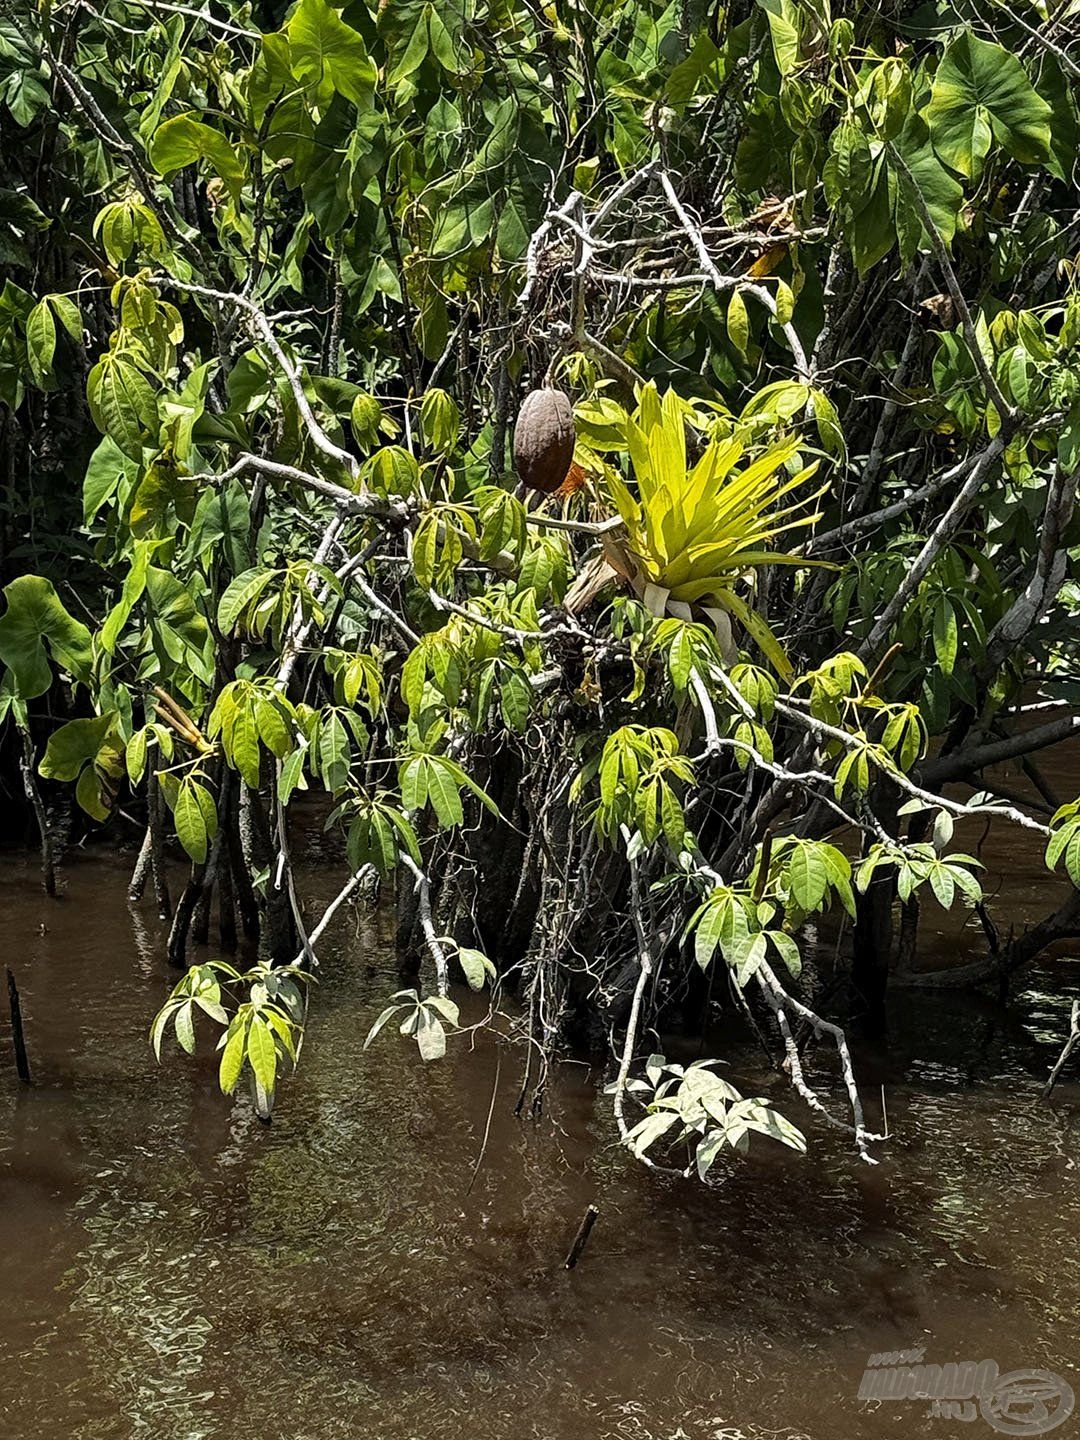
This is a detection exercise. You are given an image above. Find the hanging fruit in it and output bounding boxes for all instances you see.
[512,386,575,494]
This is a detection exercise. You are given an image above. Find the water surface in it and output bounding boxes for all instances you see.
[1,839,1078,1440]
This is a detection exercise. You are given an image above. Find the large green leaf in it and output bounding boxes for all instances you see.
[287,0,377,107]
[1037,55,1080,184]
[25,297,55,385]
[890,112,963,249]
[0,576,93,698]
[38,714,115,782]
[149,113,245,199]
[924,33,1051,178]
[144,567,212,682]
[247,1014,277,1103]
[83,436,136,524]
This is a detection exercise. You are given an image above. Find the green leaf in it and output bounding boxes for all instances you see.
[83,436,134,524]
[735,931,768,986]
[696,1129,726,1180]
[39,714,115,782]
[757,0,800,75]
[247,1014,278,1098]
[626,1109,678,1159]
[174,1001,196,1055]
[364,445,419,497]
[0,575,93,698]
[457,946,494,991]
[891,113,963,250]
[924,33,1051,180]
[149,113,245,200]
[928,862,955,909]
[145,567,212,681]
[96,201,136,264]
[126,728,148,786]
[848,155,894,275]
[425,995,459,1026]
[75,763,109,822]
[288,0,377,106]
[150,1003,173,1061]
[278,748,307,805]
[87,355,157,461]
[255,695,292,758]
[693,893,728,970]
[175,780,209,863]
[218,568,275,634]
[499,667,531,731]
[727,289,750,356]
[768,930,802,978]
[1038,56,1080,184]
[425,757,464,827]
[102,541,151,654]
[788,843,828,912]
[810,388,845,458]
[219,1019,247,1094]
[365,1000,409,1048]
[231,702,262,788]
[932,598,958,675]
[420,387,460,453]
[415,1010,446,1061]
[318,711,351,791]
[25,298,56,385]
[400,754,428,813]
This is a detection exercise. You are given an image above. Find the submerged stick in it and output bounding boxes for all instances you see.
[19,727,56,897]
[564,1203,599,1269]
[1045,999,1080,1099]
[148,768,172,921]
[6,968,31,1083]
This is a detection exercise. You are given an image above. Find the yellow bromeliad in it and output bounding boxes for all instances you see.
[599,386,826,675]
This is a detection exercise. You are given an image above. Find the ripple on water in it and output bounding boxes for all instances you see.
[1,846,1078,1440]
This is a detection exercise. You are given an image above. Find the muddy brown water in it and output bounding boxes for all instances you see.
[2,803,1080,1440]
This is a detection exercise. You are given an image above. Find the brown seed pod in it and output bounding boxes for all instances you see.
[513,386,575,494]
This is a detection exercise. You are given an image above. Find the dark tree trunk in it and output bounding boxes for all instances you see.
[852,872,894,1037]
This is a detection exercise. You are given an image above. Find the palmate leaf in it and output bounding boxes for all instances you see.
[87,354,157,460]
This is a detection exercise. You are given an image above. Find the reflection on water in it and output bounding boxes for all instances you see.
[1,843,1078,1440]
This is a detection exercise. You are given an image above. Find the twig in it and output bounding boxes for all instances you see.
[152,279,361,478]
[858,436,1007,657]
[100,0,261,38]
[400,855,450,996]
[775,698,1049,836]
[1044,999,1080,1098]
[753,959,882,1162]
[6,968,31,1084]
[18,727,56,896]
[564,1203,600,1268]
[465,1043,502,1196]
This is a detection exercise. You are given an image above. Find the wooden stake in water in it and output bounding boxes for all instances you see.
[564,1203,599,1269]
[6,967,31,1084]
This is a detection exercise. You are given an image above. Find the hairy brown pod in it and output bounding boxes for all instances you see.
[513,386,575,494]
